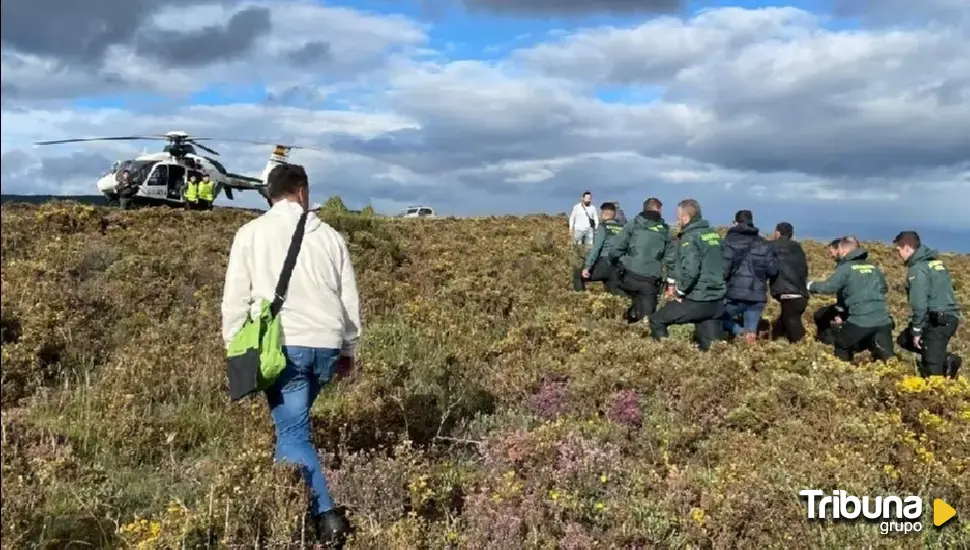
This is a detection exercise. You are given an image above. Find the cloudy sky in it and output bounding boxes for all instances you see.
[2,0,968,249]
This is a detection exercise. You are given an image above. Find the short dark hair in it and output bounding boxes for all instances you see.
[644,197,662,211]
[267,163,308,200]
[734,209,753,225]
[600,202,615,212]
[582,191,592,197]
[894,230,921,249]
[828,239,841,249]
[677,198,701,218]
[775,222,794,238]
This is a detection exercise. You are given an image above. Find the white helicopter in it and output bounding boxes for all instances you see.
[34,131,325,207]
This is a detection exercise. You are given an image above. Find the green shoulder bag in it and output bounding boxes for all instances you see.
[226,211,309,401]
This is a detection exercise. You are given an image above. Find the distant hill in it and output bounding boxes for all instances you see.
[1,194,108,206]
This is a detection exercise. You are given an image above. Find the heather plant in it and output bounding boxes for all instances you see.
[1,200,968,548]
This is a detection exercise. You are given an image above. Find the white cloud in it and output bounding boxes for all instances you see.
[2,1,969,240]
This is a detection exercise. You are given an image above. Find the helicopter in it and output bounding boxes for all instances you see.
[33,131,326,208]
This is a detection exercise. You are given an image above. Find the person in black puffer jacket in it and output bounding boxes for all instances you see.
[768,222,809,343]
[721,210,778,343]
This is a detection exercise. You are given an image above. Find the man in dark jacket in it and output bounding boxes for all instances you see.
[808,237,894,362]
[649,199,727,351]
[573,202,625,295]
[115,169,139,210]
[893,231,962,378]
[768,222,809,343]
[720,210,778,344]
[609,197,675,322]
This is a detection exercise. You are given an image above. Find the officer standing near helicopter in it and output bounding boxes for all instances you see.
[115,169,138,210]
[183,175,199,210]
[197,175,215,210]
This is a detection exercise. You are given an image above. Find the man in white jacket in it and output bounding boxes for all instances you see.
[220,163,360,546]
[569,190,598,246]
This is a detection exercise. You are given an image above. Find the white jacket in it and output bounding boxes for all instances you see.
[569,202,598,232]
[220,199,361,357]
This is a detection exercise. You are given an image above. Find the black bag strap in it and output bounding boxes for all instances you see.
[270,211,309,318]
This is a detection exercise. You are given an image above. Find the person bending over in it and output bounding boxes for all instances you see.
[807,237,894,363]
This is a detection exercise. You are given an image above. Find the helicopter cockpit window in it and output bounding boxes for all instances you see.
[146,164,167,186]
[418,208,433,217]
[117,160,153,184]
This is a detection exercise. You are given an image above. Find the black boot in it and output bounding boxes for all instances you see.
[314,506,353,549]
[624,303,640,324]
[945,354,962,379]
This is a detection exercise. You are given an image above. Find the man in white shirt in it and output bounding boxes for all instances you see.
[220,163,360,546]
[569,190,598,246]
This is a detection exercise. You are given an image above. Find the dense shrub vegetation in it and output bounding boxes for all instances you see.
[1,200,968,549]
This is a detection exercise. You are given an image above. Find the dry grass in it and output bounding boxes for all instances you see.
[1,200,968,549]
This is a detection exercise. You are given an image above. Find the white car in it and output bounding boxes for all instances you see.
[398,206,436,218]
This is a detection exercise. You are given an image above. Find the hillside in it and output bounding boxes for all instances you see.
[1,201,968,549]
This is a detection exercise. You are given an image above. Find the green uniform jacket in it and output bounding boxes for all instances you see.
[673,217,726,302]
[808,248,893,328]
[583,219,625,271]
[904,245,961,333]
[608,211,675,279]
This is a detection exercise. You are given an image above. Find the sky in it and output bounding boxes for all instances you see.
[1,0,969,250]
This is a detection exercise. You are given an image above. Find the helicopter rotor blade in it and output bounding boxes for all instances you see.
[187,139,220,156]
[34,136,169,146]
[189,137,329,152]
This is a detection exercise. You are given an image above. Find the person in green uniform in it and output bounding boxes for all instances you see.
[609,197,676,322]
[648,198,727,351]
[807,236,894,362]
[893,231,962,378]
[573,202,625,295]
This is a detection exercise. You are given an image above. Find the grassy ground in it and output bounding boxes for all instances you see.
[1,201,968,549]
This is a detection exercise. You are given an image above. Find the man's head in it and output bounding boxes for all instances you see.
[600,202,616,221]
[836,235,859,259]
[189,175,197,182]
[267,163,310,210]
[827,238,841,259]
[120,170,130,180]
[582,191,592,206]
[774,222,794,240]
[893,231,921,262]
[643,197,662,214]
[733,209,753,226]
[676,198,701,227]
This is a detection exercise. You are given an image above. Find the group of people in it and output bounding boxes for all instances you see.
[183,174,215,210]
[112,170,215,210]
[572,193,963,379]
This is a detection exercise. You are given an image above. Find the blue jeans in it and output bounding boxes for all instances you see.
[723,299,765,336]
[265,346,340,515]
